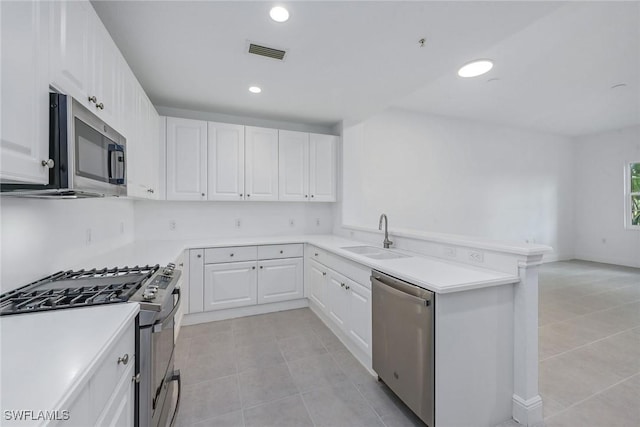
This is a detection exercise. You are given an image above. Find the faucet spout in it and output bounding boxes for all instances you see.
[378,214,393,249]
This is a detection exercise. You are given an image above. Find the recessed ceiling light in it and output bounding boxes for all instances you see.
[269,6,289,22]
[458,59,494,78]
[249,86,262,94]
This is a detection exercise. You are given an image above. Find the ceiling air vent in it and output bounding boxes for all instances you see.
[248,43,287,61]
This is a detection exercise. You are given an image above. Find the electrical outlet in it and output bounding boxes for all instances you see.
[235,219,241,228]
[85,228,92,245]
[469,250,484,263]
[443,246,456,257]
[316,218,321,226]
[169,220,176,231]
[289,218,295,227]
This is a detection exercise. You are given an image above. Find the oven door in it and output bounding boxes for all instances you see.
[138,288,180,427]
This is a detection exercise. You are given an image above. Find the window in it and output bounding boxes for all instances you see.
[627,162,640,228]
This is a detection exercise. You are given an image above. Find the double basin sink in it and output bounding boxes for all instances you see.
[340,246,410,260]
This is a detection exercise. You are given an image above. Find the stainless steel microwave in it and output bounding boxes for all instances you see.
[1,93,127,198]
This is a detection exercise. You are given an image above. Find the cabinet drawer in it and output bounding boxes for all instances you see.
[90,324,135,417]
[205,246,257,263]
[258,244,303,260]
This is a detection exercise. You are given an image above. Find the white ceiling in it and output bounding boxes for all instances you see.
[92,1,639,136]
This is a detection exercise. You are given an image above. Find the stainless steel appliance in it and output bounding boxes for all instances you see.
[0,263,182,427]
[1,93,127,198]
[372,270,435,427]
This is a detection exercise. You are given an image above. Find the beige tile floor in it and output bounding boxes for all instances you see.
[538,261,640,427]
[173,260,640,427]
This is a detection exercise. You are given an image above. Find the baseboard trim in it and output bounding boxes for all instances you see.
[182,299,309,325]
[512,394,543,427]
[573,254,640,269]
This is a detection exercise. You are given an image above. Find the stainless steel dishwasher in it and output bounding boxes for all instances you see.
[372,270,435,427]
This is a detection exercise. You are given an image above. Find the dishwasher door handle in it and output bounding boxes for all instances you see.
[371,277,431,307]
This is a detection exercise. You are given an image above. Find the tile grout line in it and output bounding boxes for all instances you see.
[539,292,640,329]
[543,372,640,422]
[539,323,640,363]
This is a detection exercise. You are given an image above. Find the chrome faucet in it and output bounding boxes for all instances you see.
[378,214,393,248]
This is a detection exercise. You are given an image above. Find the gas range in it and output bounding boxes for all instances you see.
[0,263,179,316]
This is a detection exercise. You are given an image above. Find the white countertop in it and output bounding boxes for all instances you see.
[80,234,520,294]
[0,303,139,425]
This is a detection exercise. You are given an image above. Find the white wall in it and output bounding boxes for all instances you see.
[573,125,640,267]
[134,201,334,240]
[0,198,134,293]
[339,109,575,260]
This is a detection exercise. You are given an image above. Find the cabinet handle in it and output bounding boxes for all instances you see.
[117,354,129,365]
[41,159,54,169]
[179,263,184,267]
[147,188,155,193]
[247,194,251,197]
[240,193,243,197]
[230,253,234,257]
[197,254,202,258]
[132,373,141,383]
[252,266,256,270]
[279,250,283,254]
[260,266,263,269]
[322,272,326,276]
[345,285,350,290]
[305,195,308,198]
[311,195,315,198]
[88,95,97,104]
[201,193,205,197]
[340,283,345,288]
[96,102,104,110]
[314,253,318,256]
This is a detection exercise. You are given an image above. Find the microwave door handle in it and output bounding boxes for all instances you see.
[108,143,125,184]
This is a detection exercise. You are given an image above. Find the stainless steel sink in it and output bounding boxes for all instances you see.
[341,246,410,260]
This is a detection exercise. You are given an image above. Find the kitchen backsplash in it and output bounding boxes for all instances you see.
[1,197,135,293]
[134,200,334,240]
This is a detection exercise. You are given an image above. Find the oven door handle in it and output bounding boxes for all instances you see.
[152,287,181,333]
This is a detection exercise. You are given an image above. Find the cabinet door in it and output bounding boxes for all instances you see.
[204,261,257,311]
[0,0,50,184]
[50,0,92,103]
[327,271,349,331]
[208,122,245,201]
[166,117,207,200]
[348,279,372,356]
[278,130,309,201]
[258,258,303,304]
[91,23,122,131]
[189,249,204,313]
[245,126,278,201]
[309,134,337,202]
[94,363,135,427]
[308,260,327,312]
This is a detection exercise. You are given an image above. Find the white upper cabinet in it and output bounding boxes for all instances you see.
[207,122,245,201]
[278,130,310,202]
[50,0,124,132]
[166,118,208,200]
[245,126,279,201]
[50,0,92,105]
[309,133,337,202]
[0,0,50,184]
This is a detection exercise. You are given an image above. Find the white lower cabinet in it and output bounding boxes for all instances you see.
[94,363,134,427]
[346,279,372,355]
[327,271,349,331]
[204,261,258,311]
[189,245,305,315]
[308,259,328,311]
[258,258,304,304]
[307,252,372,357]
